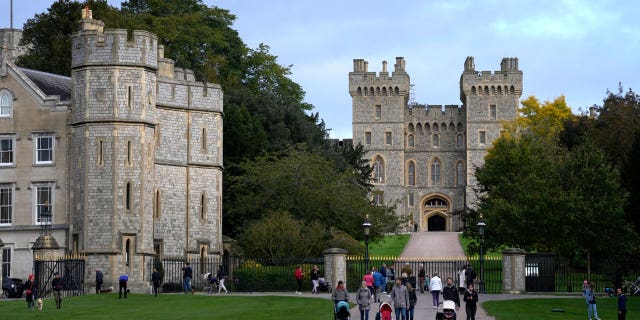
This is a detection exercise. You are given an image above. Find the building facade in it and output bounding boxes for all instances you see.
[350,57,522,232]
[0,9,223,290]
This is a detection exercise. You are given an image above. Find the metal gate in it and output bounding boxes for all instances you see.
[525,253,555,292]
[34,257,85,298]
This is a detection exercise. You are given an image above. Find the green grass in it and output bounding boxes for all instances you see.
[0,294,334,319]
[484,296,638,320]
[368,234,410,256]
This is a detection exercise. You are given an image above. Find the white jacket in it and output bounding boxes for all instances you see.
[429,276,443,292]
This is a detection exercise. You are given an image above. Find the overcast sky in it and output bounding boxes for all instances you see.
[3,0,639,139]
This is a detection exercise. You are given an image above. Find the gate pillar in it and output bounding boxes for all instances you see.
[502,247,526,293]
[323,248,348,290]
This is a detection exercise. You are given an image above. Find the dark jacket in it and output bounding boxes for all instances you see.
[310,269,319,281]
[183,265,193,278]
[408,287,418,308]
[23,279,37,299]
[618,293,627,311]
[464,290,478,306]
[152,271,161,286]
[217,267,225,280]
[443,284,460,307]
[96,270,104,283]
[52,277,64,292]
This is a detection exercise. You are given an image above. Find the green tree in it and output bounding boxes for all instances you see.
[225,146,400,241]
[508,95,573,143]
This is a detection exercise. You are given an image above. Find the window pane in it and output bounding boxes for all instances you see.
[0,93,12,117]
[0,138,13,164]
[2,248,11,277]
[36,136,53,163]
[0,187,12,224]
[36,186,52,223]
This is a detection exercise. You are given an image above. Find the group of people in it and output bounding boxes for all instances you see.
[22,272,65,310]
[339,263,480,320]
[583,280,628,320]
[182,262,229,295]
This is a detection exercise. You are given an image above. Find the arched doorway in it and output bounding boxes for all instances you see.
[421,195,451,231]
[428,215,446,231]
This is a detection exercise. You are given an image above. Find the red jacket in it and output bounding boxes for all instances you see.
[295,268,304,280]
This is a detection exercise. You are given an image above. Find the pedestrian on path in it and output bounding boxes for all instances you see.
[418,264,426,294]
[294,265,304,294]
[356,281,372,320]
[463,283,478,320]
[406,282,418,320]
[443,277,460,311]
[390,279,409,320]
[217,265,229,293]
[311,265,320,294]
[617,287,627,320]
[429,272,443,309]
[52,272,64,309]
[584,282,601,320]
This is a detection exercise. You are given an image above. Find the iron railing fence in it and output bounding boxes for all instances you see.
[149,256,325,293]
[33,256,85,299]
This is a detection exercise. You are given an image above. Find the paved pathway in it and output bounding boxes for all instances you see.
[400,232,466,258]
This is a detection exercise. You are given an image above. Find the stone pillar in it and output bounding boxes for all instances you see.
[323,248,348,290]
[502,247,526,293]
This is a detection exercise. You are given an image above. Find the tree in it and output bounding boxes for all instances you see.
[508,95,573,143]
[225,146,401,241]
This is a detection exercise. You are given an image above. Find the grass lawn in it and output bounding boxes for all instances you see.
[0,294,334,319]
[484,296,638,320]
[368,234,410,256]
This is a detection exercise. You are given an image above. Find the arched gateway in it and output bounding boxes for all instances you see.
[421,196,450,231]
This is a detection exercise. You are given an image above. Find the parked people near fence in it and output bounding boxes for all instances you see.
[443,277,460,312]
[182,261,193,294]
[390,278,409,320]
[584,282,601,320]
[379,263,388,293]
[458,265,466,294]
[217,265,229,293]
[95,268,104,294]
[356,281,372,320]
[465,264,476,287]
[294,265,304,294]
[23,274,37,310]
[429,272,443,309]
[406,282,418,320]
[464,283,479,320]
[418,264,426,294]
[152,268,161,297]
[118,273,129,299]
[310,265,320,294]
[52,272,64,309]
[373,267,385,303]
[617,287,627,320]
[332,280,349,302]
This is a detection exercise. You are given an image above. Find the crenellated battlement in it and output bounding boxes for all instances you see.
[349,57,410,97]
[459,56,523,104]
[156,67,223,112]
[71,13,158,70]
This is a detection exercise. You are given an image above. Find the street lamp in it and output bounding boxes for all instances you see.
[363,214,372,272]
[477,219,486,294]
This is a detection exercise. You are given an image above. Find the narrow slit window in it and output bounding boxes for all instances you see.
[125,182,131,211]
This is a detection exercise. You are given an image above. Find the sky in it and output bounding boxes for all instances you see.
[2,0,639,139]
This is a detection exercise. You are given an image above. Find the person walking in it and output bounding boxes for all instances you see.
[617,287,627,320]
[294,265,304,294]
[310,265,320,294]
[465,265,476,287]
[373,267,385,303]
[23,274,37,310]
[463,283,479,320]
[407,282,418,320]
[418,264,426,294]
[390,278,409,320]
[182,261,193,294]
[356,281,372,320]
[379,264,388,294]
[52,272,64,309]
[443,277,460,313]
[332,280,349,302]
[584,282,601,320]
[95,268,104,294]
[151,268,161,297]
[429,272,443,309]
[118,273,129,299]
[363,269,374,298]
[217,265,228,293]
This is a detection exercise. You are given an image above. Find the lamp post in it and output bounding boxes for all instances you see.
[477,219,486,294]
[363,215,372,272]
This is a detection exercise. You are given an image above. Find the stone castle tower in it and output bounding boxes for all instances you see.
[350,56,522,232]
[69,9,223,289]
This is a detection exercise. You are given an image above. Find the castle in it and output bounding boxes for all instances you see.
[0,8,223,290]
[350,56,522,232]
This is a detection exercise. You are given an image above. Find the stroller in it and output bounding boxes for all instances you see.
[334,300,350,320]
[376,301,392,320]
[622,276,640,296]
[202,273,219,294]
[318,277,332,293]
[435,300,456,320]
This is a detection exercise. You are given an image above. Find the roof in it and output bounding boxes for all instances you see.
[18,68,72,101]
